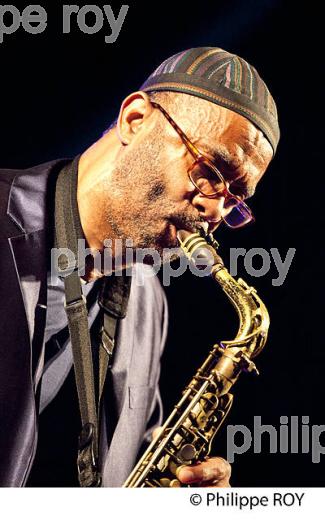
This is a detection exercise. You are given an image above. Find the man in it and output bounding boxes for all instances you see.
[0,47,279,487]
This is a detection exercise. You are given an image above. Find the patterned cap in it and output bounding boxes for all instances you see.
[140,47,279,153]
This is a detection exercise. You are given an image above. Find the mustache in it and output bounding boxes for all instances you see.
[169,212,206,233]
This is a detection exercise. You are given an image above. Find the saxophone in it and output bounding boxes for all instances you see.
[123,229,270,487]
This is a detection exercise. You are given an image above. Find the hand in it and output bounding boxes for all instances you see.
[152,428,231,487]
[176,457,231,487]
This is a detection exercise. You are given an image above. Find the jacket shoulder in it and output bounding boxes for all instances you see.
[0,158,72,238]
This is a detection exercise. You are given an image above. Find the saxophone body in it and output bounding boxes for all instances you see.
[123,230,270,488]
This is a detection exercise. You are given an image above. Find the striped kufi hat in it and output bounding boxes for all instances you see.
[140,47,279,153]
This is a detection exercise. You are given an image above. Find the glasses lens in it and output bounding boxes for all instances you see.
[189,160,224,196]
[224,201,253,228]
[189,159,254,228]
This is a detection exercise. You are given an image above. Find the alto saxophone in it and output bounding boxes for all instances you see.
[123,229,270,487]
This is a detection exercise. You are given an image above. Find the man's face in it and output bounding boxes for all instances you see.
[104,97,273,258]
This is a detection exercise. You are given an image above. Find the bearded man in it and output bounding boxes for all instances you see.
[0,47,279,487]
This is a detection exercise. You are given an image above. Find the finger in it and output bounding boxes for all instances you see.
[176,457,231,485]
[200,477,231,488]
[152,427,163,440]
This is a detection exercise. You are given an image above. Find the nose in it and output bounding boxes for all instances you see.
[191,190,234,226]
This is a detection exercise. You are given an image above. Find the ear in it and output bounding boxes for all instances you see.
[116,91,154,145]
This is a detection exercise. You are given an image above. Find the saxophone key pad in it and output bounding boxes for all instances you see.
[178,443,197,462]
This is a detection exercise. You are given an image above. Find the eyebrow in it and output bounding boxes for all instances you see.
[237,185,255,199]
[199,142,256,199]
[199,142,238,172]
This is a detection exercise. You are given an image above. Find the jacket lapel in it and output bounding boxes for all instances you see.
[7,159,70,384]
[9,231,48,383]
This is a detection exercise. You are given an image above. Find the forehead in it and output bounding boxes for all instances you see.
[182,102,274,198]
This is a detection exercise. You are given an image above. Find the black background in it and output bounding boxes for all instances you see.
[1,1,323,486]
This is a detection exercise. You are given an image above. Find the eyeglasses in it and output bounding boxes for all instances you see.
[151,101,255,229]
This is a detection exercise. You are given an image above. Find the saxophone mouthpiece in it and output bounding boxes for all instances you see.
[177,229,224,270]
[176,229,193,244]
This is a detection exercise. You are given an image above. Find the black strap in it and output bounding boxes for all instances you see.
[54,155,131,487]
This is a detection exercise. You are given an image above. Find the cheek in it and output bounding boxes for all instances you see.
[163,157,194,201]
[146,182,166,202]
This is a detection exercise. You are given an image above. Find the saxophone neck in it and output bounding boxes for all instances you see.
[177,229,270,359]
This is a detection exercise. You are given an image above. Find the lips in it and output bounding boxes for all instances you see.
[197,221,221,235]
[198,222,209,235]
[168,217,194,234]
[207,220,222,234]
[169,217,217,236]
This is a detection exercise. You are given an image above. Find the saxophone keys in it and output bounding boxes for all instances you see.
[239,353,260,375]
[159,478,172,487]
[178,443,197,462]
[170,479,181,488]
[158,477,181,487]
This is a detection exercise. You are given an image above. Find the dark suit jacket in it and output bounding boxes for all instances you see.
[0,158,168,486]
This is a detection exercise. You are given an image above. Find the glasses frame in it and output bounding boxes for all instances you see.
[150,100,255,229]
